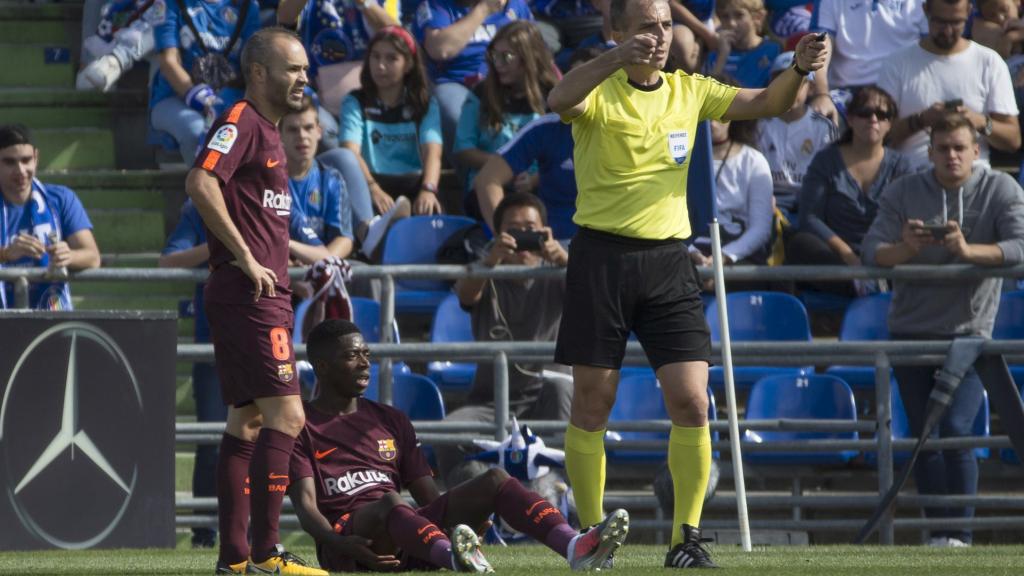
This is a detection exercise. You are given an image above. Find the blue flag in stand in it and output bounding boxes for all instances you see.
[686,121,717,240]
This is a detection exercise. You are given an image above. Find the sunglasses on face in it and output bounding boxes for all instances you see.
[488,50,518,65]
[851,107,894,121]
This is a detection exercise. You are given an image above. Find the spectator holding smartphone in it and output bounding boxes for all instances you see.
[436,192,570,486]
[878,0,1020,173]
[862,112,1024,547]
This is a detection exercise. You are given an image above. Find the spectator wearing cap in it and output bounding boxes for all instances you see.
[412,0,534,160]
[877,0,1020,173]
[808,0,927,124]
[757,50,837,221]
[0,125,100,310]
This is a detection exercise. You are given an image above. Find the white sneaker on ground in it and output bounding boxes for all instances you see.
[926,537,949,547]
[76,54,122,92]
[945,537,970,548]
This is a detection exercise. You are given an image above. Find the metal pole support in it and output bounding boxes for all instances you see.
[494,351,509,442]
[379,274,395,406]
[875,352,895,545]
[14,277,29,308]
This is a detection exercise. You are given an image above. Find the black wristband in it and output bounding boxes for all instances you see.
[791,61,811,77]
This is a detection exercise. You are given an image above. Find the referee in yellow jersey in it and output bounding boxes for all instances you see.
[547,0,829,568]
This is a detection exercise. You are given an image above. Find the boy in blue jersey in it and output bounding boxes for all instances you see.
[150,0,261,163]
[413,0,534,157]
[706,0,780,88]
[281,96,356,259]
[0,125,100,310]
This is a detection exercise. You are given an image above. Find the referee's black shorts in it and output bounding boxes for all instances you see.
[554,227,711,371]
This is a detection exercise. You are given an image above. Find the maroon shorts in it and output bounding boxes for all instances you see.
[205,301,298,406]
[317,493,451,572]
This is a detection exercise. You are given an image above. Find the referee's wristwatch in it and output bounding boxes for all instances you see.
[791,60,811,77]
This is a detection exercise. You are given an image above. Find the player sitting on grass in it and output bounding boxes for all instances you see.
[289,319,630,572]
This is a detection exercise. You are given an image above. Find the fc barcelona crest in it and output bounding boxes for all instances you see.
[377,438,397,461]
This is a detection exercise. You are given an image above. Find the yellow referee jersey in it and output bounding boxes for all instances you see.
[565,69,738,240]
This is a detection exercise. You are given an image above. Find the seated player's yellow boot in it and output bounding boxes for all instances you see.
[246,545,328,575]
[214,560,247,574]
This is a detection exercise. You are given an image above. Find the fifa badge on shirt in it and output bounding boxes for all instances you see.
[278,363,294,382]
[208,124,239,153]
[668,130,689,165]
[377,438,397,461]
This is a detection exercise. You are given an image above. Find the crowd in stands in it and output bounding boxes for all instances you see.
[4,0,1018,549]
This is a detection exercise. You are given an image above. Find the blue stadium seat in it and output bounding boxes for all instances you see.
[825,293,893,390]
[798,289,852,316]
[381,215,478,315]
[885,383,990,461]
[426,293,477,393]
[705,291,814,389]
[742,373,859,465]
[606,373,718,462]
[992,290,1024,387]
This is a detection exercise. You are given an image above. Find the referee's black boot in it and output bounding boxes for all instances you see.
[664,524,719,569]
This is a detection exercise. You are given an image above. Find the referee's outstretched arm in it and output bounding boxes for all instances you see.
[721,34,831,121]
[547,33,664,118]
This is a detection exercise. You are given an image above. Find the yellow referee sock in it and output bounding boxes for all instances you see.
[564,423,607,528]
[668,424,712,547]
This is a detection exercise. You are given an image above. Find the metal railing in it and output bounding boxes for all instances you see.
[3,263,1024,541]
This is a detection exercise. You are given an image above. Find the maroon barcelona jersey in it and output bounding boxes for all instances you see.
[290,399,433,523]
[195,100,291,309]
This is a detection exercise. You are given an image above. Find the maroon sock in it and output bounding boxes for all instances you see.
[217,433,255,565]
[386,504,453,569]
[494,478,577,558]
[249,427,296,562]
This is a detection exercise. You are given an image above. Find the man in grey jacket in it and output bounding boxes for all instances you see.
[862,112,1024,547]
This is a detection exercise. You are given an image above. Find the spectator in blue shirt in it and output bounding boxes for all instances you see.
[553,0,614,71]
[474,113,576,239]
[455,20,557,218]
[77,0,166,92]
[413,0,534,158]
[0,125,100,310]
[151,0,260,162]
[707,0,780,88]
[280,95,357,258]
[336,26,444,218]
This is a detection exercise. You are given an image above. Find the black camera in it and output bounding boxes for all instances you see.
[507,229,546,252]
[944,98,963,110]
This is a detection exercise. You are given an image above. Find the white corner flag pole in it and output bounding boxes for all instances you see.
[709,218,752,552]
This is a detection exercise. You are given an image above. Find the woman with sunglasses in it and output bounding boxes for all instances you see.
[454,21,560,218]
[788,85,911,295]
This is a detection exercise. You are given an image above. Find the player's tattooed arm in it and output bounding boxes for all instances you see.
[186,168,278,301]
[288,477,401,570]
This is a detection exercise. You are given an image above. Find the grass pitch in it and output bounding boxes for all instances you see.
[0,544,1021,575]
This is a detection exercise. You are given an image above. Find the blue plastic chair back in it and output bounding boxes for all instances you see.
[993,290,1024,339]
[392,372,446,420]
[381,216,478,292]
[839,293,892,341]
[743,373,859,464]
[608,374,717,461]
[426,293,478,392]
[705,291,812,342]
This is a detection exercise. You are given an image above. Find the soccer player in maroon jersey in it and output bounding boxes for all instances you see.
[288,319,631,572]
[186,27,328,576]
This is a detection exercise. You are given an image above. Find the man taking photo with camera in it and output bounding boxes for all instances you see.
[435,192,571,487]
